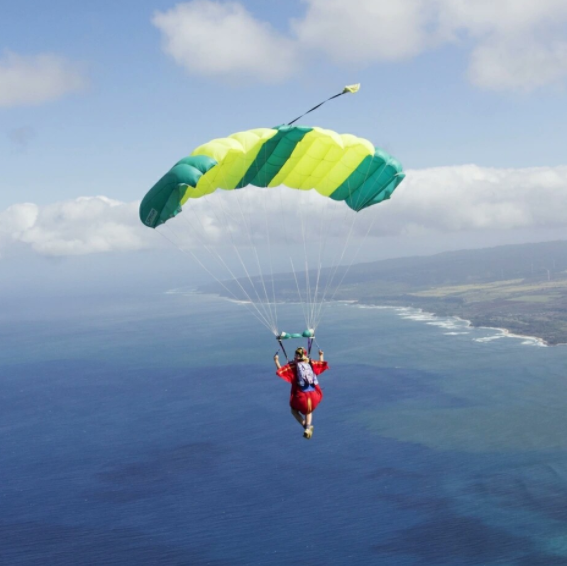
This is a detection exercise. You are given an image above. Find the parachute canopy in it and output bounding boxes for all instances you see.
[140,125,405,229]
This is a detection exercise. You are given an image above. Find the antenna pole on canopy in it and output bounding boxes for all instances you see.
[287,84,360,126]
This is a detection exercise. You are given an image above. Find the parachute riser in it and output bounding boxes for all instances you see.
[276,339,289,363]
[307,337,313,357]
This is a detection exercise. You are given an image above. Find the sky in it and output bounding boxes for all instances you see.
[2,0,567,294]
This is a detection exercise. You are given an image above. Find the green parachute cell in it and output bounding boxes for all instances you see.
[139,124,405,229]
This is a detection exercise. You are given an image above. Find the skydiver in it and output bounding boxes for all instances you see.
[274,346,328,439]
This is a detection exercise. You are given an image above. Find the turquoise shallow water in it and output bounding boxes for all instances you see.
[2,290,567,565]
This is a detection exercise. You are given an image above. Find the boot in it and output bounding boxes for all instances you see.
[303,425,313,439]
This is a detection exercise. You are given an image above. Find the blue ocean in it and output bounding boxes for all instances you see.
[2,289,567,565]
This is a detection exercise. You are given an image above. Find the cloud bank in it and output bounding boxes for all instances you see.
[0,51,87,107]
[382,164,567,236]
[1,165,567,258]
[0,197,149,257]
[153,0,567,91]
[152,1,297,82]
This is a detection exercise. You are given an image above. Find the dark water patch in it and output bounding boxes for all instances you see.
[97,442,224,485]
[378,492,452,515]
[466,462,567,523]
[327,363,470,409]
[0,521,234,566]
[0,358,118,388]
[366,467,428,501]
[89,489,151,504]
[92,442,225,503]
[373,514,533,564]
[367,467,423,481]
[515,553,567,566]
[370,487,546,564]
[366,468,426,482]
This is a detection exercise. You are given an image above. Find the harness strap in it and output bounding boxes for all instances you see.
[277,339,289,363]
[307,337,313,356]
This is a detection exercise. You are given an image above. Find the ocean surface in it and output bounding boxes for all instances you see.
[2,289,567,565]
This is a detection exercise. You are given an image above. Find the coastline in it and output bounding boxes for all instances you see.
[189,240,567,348]
[354,300,551,347]
[358,301,552,347]
[185,287,554,347]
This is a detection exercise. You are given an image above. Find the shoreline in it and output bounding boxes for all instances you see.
[354,300,551,347]
[356,302,552,347]
[185,287,556,347]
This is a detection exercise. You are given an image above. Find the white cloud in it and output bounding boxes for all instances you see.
[467,36,567,91]
[438,0,567,91]
[153,0,567,91]
[0,51,87,107]
[2,165,567,259]
[0,202,39,235]
[152,1,298,82]
[292,0,433,63]
[436,0,567,37]
[377,164,567,236]
[0,197,150,257]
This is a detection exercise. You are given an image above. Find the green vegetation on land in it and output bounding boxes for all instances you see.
[200,240,567,345]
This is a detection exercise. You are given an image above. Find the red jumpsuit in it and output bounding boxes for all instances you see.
[276,360,329,414]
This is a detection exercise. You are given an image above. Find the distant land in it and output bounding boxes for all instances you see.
[199,240,567,346]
